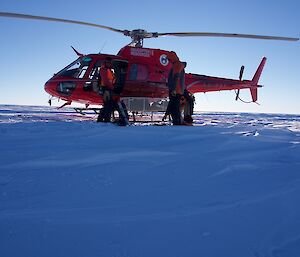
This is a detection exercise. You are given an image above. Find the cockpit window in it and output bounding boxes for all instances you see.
[57,57,93,78]
[89,60,103,80]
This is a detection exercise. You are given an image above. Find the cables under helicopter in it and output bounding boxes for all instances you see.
[234,90,260,105]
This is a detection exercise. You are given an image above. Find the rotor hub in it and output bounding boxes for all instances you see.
[124,29,158,47]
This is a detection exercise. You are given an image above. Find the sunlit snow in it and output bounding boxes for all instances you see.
[1,105,300,257]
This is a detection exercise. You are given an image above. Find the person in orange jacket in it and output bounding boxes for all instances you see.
[166,52,186,125]
[97,57,116,122]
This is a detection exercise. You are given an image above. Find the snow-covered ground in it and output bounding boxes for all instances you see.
[0,105,300,257]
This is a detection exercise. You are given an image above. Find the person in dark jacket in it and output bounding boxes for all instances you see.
[183,89,195,124]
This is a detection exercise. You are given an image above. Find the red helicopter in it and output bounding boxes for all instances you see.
[0,12,298,112]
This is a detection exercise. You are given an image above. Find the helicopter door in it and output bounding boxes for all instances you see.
[84,59,128,93]
[112,60,128,94]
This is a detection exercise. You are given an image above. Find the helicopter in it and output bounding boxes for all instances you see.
[0,12,298,113]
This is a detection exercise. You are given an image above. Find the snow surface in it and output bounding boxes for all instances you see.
[0,105,300,257]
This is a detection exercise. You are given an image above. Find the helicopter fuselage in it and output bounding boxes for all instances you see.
[44,45,265,106]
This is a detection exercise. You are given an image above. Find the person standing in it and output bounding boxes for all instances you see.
[183,89,195,124]
[166,52,186,125]
[97,57,115,122]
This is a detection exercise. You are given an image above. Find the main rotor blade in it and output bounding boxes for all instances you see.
[1,12,298,42]
[156,32,299,42]
[0,12,125,34]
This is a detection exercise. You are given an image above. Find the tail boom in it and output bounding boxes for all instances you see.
[185,57,267,103]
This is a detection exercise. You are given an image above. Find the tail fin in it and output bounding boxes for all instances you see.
[250,57,267,102]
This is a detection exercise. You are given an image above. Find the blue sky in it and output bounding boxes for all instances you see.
[0,0,299,114]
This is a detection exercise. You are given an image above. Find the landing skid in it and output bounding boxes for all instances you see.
[73,107,170,124]
[73,108,102,115]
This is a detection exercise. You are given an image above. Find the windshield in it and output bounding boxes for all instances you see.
[57,56,93,78]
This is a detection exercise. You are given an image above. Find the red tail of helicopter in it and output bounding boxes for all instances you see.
[250,57,267,102]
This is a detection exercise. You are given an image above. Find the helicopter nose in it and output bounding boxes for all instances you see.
[44,81,56,96]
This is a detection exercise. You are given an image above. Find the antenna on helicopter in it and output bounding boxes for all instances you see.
[71,46,83,57]
[99,41,107,54]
